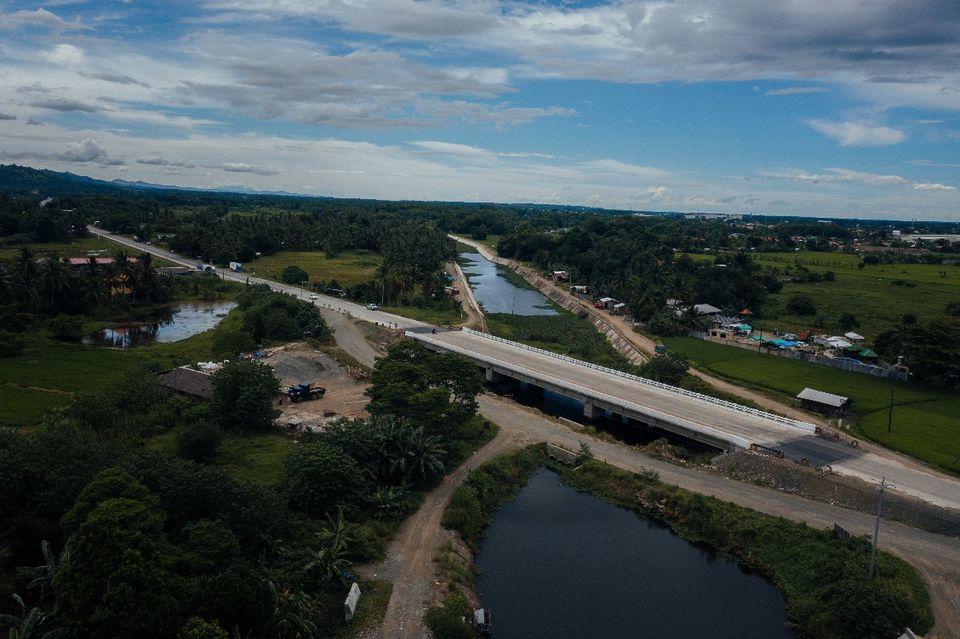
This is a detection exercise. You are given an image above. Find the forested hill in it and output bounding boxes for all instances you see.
[0,164,134,196]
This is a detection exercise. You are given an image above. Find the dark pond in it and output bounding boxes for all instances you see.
[83,300,237,348]
[476,469,794,639]
[459,251,556,316]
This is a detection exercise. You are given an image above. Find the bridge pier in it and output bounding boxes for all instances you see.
[583,400,595,419]
[484,367,495,382]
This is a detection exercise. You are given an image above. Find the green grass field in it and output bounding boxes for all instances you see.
[0,309,231,426]
[0,236,110,263]
[486,308,635,372]
[147,428,295,485]
[248,250,382,287]
[681,251,960,340]
[663,337,960,473]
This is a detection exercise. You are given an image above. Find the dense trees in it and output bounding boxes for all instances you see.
[874,317,960,388]
[211,359,280,433]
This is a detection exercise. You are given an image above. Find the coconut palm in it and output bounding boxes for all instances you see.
[38,256,70,312]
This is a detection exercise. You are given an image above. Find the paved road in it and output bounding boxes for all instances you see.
[92,227,960,510]
[413,328,960,511]
[87,226,426,331]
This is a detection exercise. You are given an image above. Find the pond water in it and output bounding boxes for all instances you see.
[459,251,556,316]
[83,300,237,348]
[476,469,794,639]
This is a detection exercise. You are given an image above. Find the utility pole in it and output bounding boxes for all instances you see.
[868,477,892,579]
[887,390,894,434]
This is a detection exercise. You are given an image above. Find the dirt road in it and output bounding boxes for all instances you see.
[319,307,382,368]
[361,427,524,639]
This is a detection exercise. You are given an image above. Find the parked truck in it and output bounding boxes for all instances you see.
[229,261,243,272]
[286,382,326,402]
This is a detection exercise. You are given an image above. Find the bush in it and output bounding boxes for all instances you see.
[177,423,222,463]
[279,265,308,285]
[424,596,476,639]
[785,294,817,316]
[283,441,369,517]
[48,315,84,341]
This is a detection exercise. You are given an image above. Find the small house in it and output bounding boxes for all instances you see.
[844,331,865,343]
[551,270,569,282]
[158,366,214,401]
[693,303,722,316]
[597,297,617,310]
[611,302,627,316]
[797,387,851,417]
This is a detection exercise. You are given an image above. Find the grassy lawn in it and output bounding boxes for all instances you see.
[663,337,960,473]
[0,385,69,425]
[248,250,382,288]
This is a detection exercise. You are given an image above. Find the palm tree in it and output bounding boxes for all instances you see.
[372,417,447,485]
[266,583,320,639]
[0,594,67,639]
[38,256,70,312]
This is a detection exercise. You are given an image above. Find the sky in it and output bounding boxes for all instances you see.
[0,1,958,220]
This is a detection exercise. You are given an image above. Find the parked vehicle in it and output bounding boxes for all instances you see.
[366,303,382,311]
[286,382,326,402]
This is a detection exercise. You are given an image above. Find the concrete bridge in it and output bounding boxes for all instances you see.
[408,327,818,453]
[88,227,960,509]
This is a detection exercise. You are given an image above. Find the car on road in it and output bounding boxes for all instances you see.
[366,303,382,311]
[309,293,319,300]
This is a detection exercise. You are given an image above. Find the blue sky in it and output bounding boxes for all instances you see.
[1,1,958,219]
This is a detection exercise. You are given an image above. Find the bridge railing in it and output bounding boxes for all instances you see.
[408,331,753,450]
[458,327,815,433]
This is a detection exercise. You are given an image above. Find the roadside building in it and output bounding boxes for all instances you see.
[611,302,627,316]
[797,387,851,417]
[844,331,865,343]
[158,366,214,401]
[551,270,569,282]
[597,297,617,310]
[693,303,722,316]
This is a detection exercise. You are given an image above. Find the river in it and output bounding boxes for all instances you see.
[459,250,556,316]
[476,469,794,638]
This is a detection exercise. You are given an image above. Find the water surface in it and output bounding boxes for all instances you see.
[83,300,237,348]
[476,469,794,639]
[459,251,556,316]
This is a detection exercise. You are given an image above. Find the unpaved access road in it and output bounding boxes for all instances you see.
[362,394,960,639]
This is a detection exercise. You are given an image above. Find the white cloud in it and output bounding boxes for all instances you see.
[219,162,278,176]
[42,44,85,67]
[582,159,671,179]
[912,182,957,191]
[0,8,87,32]
[807,120,906,147]
[764,87,828,96]
[757,167,909,186]
[410,141,494,158]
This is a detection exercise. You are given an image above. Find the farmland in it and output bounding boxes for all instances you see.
[686,251,960,340]
[663,337,960,474]
[248,249,382,288]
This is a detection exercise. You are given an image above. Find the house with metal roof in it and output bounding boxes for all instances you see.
[797,387,851,417]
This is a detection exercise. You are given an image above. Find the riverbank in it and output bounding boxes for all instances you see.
[437,445,933,639]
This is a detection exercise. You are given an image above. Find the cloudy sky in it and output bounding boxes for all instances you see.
[1,1,958,219]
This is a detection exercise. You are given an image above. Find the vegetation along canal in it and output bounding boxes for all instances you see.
[83,300,237,347]
[459,250,556,315]
[476,469,794,638]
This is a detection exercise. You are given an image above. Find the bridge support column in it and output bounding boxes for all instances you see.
[583,401,595,419]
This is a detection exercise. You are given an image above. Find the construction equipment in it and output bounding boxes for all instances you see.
[286,382,326,402]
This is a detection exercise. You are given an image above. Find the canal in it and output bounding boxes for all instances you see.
[476,469,794,638]
[459,250,556,316]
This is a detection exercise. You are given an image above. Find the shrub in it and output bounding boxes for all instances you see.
[424,596,476,639]
[279,265,308,285]
[48,315,84,341]
[177,423,222,463]
[785,294,817,316]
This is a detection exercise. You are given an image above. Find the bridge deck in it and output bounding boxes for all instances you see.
[410,328,823,452]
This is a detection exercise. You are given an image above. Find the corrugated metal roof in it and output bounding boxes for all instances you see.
[797,387,849,407]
